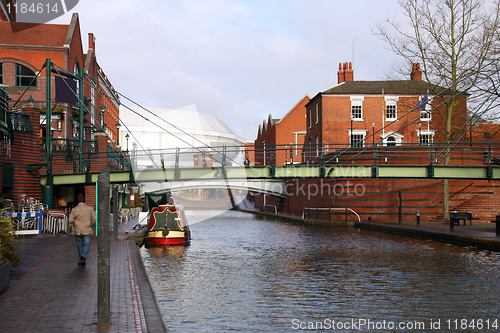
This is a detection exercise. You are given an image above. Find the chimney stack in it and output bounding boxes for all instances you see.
[411,63,422,80]
[344,62,353,82]
[338,62,354,84]
[337,63,345,84]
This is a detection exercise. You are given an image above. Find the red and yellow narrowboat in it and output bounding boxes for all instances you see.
[146,203,191,246]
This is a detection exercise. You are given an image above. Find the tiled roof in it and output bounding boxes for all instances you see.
[323,80,449,95]
[0,21,68,47]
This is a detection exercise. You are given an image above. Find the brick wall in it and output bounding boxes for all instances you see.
[256,177,500,223]
[255,96,309,165]
[1,103,43,203]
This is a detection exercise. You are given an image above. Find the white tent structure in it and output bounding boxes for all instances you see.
[119,105,246,170]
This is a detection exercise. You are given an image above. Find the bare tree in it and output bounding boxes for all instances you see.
[374,0,500,224]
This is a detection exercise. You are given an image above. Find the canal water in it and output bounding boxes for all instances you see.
[140,210,500,332]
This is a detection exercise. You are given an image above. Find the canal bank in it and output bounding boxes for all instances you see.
[240,209,500,251]
[0,216,168,333]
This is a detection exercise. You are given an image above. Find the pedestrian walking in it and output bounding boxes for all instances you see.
[69,193,96,266]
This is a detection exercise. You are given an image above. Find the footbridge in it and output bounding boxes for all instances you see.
[41,159,500,197]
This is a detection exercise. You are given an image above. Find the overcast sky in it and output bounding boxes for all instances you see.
[51,0,403,141]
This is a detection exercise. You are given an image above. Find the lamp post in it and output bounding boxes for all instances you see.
[350,114,354,147]
[372,122,375,145]
[115,121,121,146]
[125,133,129,152]
[100,103,106,129]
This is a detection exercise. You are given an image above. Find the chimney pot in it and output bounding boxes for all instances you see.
[338,62,346,84]
[411,63,422,80]
[344,62,354,82]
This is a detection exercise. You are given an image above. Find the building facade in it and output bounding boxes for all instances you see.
[302,62,469,162]
[0,13,127,210]
[254,95,310,166]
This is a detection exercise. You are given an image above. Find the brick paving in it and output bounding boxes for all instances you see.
[0,217,168,333]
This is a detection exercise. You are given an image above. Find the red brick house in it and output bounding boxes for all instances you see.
[254,95,310,165]
[0,13,127,210]
[302,62,472,162]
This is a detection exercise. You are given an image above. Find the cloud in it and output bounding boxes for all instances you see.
[51,0,400,141]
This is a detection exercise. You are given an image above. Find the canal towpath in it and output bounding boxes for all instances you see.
[0,216,168,333]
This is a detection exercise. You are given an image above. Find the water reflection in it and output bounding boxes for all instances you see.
[140,210,500,332]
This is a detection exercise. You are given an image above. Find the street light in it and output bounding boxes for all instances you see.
[350,114,355,147]
[115,121,121,145]
[100,103,106,128]
[372,122,375,145]
[125,133,129,152]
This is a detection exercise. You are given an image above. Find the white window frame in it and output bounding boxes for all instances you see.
[382,131,404,146]
[420,96,432,121]
[348,129,367,147]
[417,129,435,146]
[385,96,398,120]
[350,96,364,121]
[315,102,319,124]
[315,135,320,157]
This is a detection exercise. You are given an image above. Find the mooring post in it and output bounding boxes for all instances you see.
[496,215,500,237]
[97,166,110,325]
[398,192,402,224]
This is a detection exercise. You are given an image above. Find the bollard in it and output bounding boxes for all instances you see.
[416,210,420,225]
[398,192,402,224]
[496,215,500,237]
[450,211,457,231]
[368,216,372,222]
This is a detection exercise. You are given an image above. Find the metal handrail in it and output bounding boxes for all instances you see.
[260,205,277,214]
[302,207,361,223]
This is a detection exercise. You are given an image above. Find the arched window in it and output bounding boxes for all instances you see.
[16,64,37,87]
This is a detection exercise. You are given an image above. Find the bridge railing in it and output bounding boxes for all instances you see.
[302,207,361,223]
[246,142,500,167]
[128,142,500,172]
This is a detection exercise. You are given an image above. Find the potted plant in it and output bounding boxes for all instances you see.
[0,212,20,294]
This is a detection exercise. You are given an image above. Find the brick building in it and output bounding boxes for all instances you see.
[302,62,469,162]
[254,95,310,165]
[0,13,129,210]
[253,62,500,223]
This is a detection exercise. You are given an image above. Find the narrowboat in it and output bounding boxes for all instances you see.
[144,191,191,246]
[146,203,191,246]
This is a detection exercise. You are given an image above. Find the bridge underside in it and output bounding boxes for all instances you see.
[152,179,287,197]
